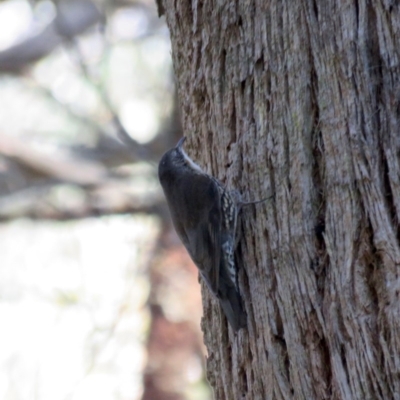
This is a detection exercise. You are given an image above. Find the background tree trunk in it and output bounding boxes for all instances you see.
[160,1,400,399]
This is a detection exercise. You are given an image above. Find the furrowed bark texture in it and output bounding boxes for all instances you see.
[161,1,400,399]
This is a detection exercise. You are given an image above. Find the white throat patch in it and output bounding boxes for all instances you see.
[180,149,204,173]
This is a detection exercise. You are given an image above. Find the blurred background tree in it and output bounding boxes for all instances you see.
[0,1,210,399]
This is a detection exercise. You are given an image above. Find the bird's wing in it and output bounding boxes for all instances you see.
[185,181,222,295]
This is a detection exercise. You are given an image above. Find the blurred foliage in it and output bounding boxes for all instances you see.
[0,0,180,221]
[0,2,210,400]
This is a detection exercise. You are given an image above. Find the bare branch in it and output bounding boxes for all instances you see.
[0,0,102,72]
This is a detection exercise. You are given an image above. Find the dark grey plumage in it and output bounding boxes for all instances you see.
[158,137,247,331]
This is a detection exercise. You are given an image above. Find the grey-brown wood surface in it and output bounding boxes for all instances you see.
[160,1,400,399]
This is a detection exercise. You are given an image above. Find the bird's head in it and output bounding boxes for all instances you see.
[158,137,203,181]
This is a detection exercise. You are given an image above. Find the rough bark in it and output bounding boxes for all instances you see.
[161,1,400,399]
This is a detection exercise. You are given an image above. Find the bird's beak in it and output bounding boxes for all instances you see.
[176,137,186,149]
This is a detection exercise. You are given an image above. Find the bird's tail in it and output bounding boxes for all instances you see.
[218,285,247,332]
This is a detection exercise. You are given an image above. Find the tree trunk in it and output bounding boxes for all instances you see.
[160,1,400,399]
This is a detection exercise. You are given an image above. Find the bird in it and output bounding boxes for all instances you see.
[158,136,248,331]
